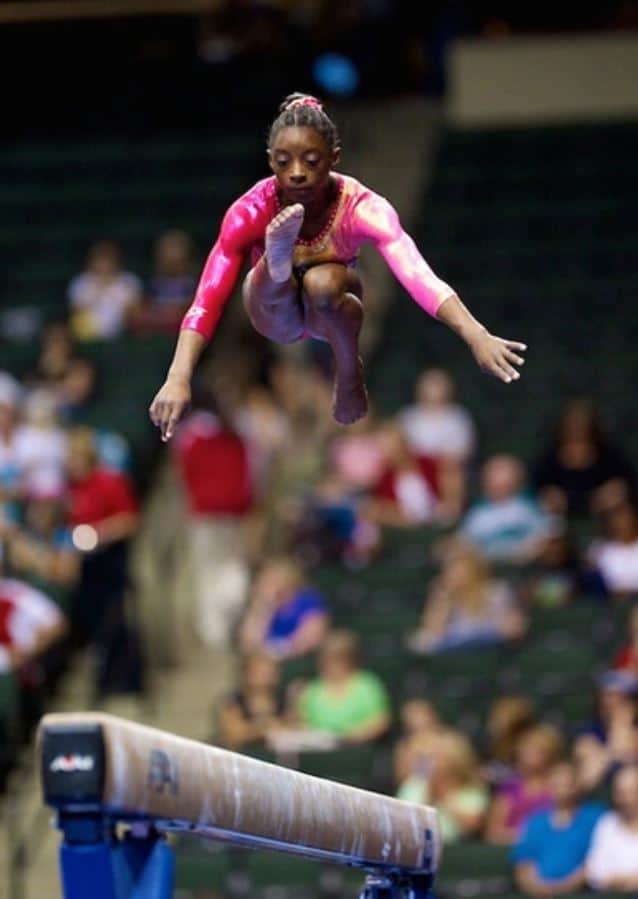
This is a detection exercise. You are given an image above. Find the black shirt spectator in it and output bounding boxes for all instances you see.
[533,398,635,518]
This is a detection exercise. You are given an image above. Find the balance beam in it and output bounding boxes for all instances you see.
[38,712,440,899]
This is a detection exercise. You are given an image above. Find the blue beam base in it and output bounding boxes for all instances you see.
[58,815,174,899]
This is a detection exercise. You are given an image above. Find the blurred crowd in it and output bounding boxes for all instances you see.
[0,228,198,740]
[175,358,638,896]
[5,227,638,895]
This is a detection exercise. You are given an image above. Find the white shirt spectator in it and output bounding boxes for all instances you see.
[399,404,475,461]
[590,539,638,593]
[68,271,141,339]
[586,811,638,889]
[0,578,65,672]
[18,423,67,488]
[394,470,437,523]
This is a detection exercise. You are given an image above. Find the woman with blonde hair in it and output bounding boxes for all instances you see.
[397,728,489,843]
[407,540,526,654]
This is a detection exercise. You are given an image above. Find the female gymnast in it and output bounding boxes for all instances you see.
[150,93,526,437]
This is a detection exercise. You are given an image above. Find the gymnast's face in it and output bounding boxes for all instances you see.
[268,126,339,206]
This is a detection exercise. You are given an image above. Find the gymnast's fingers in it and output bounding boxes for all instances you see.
[505,348,525,367]
[492,358,515,383]
[149,399,163,427]
[500,355,520,381]
[164,410,181,442]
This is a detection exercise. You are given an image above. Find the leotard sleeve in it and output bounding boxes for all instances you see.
[351,191,455,318]
[181,195,265,340]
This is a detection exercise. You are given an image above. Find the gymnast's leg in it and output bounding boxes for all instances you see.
[302,263,367,425]
[242,203,305,343]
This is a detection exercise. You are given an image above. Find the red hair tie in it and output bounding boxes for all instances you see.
[289,97,323,112]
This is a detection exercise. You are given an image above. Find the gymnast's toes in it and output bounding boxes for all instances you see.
[266,204,304,283]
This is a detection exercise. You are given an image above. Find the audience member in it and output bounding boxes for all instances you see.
[216,651,286,749]
[330,413,387,493]
[484,695,538,786]
[56,358,98,423]
[172,382,252,650]
[399,368,476,463]
[586,764,638,892]
[613,605,638,675]
[239,557,328,660]
[294,415,386,565]
[588,499,638,599]
[147,230,196,309]
[0,373,28,510]
[296,630,391,744]
[66,427,140,695]
[486,723,564,844]
[534,398,635,518]
[407,541,526,654]
[574,670,638,791]
[394,698,444,784]
[19,389,67,495]
[397,728,489,843]
[268,357,333,435]
[399,368,476,521]
[293,471,380,568]
[68,240,141,340]
[513,758,605,896]
[460,455,550,564]
[28,322,76,388]
[234,384,291,493]
[520,528,588,608]
[0,563,68,674]
[132,230,197,333]
[367,424,439,527]
[4,479,78,589]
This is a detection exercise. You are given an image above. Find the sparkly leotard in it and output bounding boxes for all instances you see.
[181,173,455,340]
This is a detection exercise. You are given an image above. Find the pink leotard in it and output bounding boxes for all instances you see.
[181,173,455,341]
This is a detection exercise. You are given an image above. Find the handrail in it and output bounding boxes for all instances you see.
[0,0,213,26]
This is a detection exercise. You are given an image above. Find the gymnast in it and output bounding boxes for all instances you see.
[150,93,526,436]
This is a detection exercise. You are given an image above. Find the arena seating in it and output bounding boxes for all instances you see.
[0,126,263,784]
[175,120,638,897]
[0,126,265,466]
[369,120,638,461]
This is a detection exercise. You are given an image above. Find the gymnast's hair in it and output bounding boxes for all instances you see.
[268,92,339,151]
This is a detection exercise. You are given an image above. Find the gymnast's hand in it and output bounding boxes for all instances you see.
[468,330,526,384]
[149,374,191,442]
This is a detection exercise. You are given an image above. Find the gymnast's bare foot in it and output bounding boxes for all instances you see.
[265,203,305,283]
[333,358,369,425]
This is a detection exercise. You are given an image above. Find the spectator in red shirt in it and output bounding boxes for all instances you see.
[65,427,141,697]
[171,381,253,651]
[0,569,67,675]
[0,555,69,729]
[614,606,638,675]
[367,423,439,528]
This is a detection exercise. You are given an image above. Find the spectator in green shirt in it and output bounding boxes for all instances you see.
[297,630,391,744]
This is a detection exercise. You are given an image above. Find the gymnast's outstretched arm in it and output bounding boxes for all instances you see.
[352,194,527,384]
[150,201,255,441]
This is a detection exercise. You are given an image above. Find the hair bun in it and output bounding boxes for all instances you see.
[279,92,323,113]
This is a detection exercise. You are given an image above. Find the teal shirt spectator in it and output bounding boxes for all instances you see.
[461,492,549,562]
